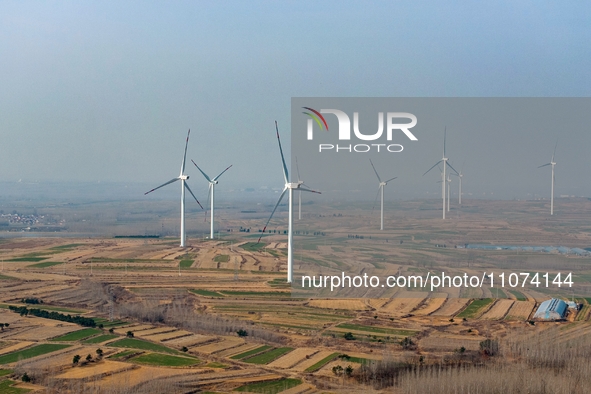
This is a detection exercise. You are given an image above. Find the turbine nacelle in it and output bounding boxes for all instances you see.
[179,175,189,180]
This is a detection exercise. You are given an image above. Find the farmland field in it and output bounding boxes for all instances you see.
[235,378,302,393]
[109,339,181,355]
[242,347,294,364]
[0,199,589,392]
[130,353,199,367]
[0,343,70,364]
[50,328,102,342]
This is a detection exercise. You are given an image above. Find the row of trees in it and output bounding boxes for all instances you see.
[22,298,43,304]
[8,306,96,327]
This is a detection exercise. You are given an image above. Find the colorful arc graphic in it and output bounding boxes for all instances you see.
[302,107,328,130]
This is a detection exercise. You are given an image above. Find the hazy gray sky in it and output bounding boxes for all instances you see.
[1,1,590,200]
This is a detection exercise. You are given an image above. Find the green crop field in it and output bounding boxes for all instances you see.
[108,350,139,360]
[7,256,47,262]
[51,328,102,342]
[0,274,17,281]
[242,347,293,364]
[304,353,340,372]
[82,334,119,344]
[508,290,528,301]
[230,345,272,360]
[0,369,12,377]
[0,344,71,364]
[335,323,417,336]
[179,260,193,268]
[235,378,301,393]
[27,261,64,268]
[267,278,290,288]
[50,244,84,250]
[213,254,230,263]
[205,362,227,368]
[457,298,495,318]
[240,242,266,252]
[109,338,181,355]
[130,353,199,367]
[0,379,31,394]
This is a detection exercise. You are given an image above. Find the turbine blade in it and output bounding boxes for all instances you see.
[298,185,321,194]
[212,164,233,181]
[371,186,381,212]
[538,163,551,168]
[144,178,179,195]
[275,121,289,184]
[296,157,301,182]
[446,161,459,175]
[204,183,212,221]
[369,159,382,183]
[443,126,447,157]
[552,141,557,162]
[385,176,397,183]
[191,159,211,182]
[258,188,288,242]
[423,160,443,176]
[181,129,190,175]
[184,182,203,209]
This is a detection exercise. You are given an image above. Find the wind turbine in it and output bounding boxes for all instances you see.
[424,128,458,219]
[538,143,557,215]
[191,160,232,239]
[369,159,397,230]
[258,121,320,283]
[145,130,203,247]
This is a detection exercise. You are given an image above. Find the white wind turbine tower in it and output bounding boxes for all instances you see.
[145,130,203,247]
[424,128,458,219]
[258,122,320,283]
[538,143,557,215]
[191,160,232,239]
[369,159,397,230]
[446,175,451,212]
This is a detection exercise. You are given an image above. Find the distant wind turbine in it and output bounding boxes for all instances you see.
[369,159,397,230]
[258,122,320,283]
[145,130,203,247]
[423,128,458,219]
[191,160,232,239]
[538,143,557,215]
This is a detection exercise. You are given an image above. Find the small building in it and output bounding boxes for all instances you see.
[533,298,568,321]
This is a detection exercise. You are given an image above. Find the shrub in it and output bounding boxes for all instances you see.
[332,365,344,376]
[21,373,31,382]
[400,337,416,350]
[126,331,134,338]
[73,354,81,364]
[345,365,354,377]
[181,346,188,352]
[237,329,248,337]
[344,332,355,341]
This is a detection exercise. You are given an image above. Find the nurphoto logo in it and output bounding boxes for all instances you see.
[302,107,418,153]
